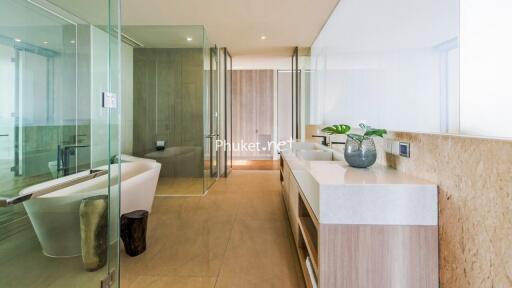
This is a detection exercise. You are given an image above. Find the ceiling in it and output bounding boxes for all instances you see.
[122,26,206,48]
[0,0,75,54]
[122,0,340,56]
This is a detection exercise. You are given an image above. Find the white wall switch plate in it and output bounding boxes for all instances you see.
[384,139,411,157]
[384,138,400,155]
[102,91,117,108]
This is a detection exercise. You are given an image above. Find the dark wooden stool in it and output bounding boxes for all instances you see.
[120,210,148,257]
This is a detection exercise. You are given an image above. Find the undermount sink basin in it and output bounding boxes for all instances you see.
[291,142,318,152]
[296,150,333,161]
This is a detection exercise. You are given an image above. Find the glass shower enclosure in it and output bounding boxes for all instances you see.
[206,45,220,188]
[125,25,221,195]
[0,0,121,287]
[218,47,232,177]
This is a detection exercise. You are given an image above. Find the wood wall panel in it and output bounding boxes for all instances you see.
[232,70,274,159]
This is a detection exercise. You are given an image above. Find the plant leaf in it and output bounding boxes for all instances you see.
[334,124,351,134]
[363,128,387,138]
[321,127,337,135]
[347,133,365,143]
[321,124,351,135]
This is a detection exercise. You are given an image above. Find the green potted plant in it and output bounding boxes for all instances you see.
[321,123,387,168]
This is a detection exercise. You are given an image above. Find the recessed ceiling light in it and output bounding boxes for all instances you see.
[70,40,75,44]
[43,41,49,44]
[15,38,21,42]
[186,37,193,42]
[260,35,267,40]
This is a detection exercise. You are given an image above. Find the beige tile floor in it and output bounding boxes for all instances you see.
[120,170,304,288]
[0,159,110,288]
[231,160,280,170]
[0,223,110,288]
[156,177,205,196]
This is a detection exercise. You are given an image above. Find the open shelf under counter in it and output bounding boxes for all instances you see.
[297,244,317,288]
[298,189,319,278]
[298,217,318,271]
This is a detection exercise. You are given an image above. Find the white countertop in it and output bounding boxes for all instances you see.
[282,143,438,226]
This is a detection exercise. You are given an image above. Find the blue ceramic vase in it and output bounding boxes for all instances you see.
[344,136,377,168]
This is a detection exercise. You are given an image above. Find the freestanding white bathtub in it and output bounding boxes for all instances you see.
[20,157,161,257]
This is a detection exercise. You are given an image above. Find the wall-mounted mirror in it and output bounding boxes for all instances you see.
[308,0,512,139]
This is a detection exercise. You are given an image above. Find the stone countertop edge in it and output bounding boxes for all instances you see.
[281,144,438,226]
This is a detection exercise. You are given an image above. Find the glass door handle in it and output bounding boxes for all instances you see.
[0,134,8,137]
[0,169,108,207]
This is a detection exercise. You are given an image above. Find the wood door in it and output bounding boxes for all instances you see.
[232,70,273,159]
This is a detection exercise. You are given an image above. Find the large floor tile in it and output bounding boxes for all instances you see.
[128,276,216,288]
[120,170,303,287]
[215,219,303,288]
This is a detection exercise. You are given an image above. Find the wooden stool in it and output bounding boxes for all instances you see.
[120,210,148,257]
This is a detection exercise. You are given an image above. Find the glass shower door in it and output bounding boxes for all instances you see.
[210,47,219,180]
[225,50,232,176]
[0,43,15,187]
[0,0,121,287]
[205,45,220,189]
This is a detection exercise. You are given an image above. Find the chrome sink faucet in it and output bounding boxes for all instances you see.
[312,135,328,146]
[330,141,346,146]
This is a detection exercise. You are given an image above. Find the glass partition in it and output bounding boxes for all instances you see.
[277,70,293,144]
[124,25,209,195]
[309,0,459,135]
[206,45,219,188]
[0,0,121,287]
[224,48,232,176]
[298,48,311,140]
[217,47,233,177]
[292,47,299,140]
[218,48,226,177]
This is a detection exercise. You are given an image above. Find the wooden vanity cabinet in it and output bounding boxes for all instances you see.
[280,155,439,288]
[280,158,289,207]
[281,155,318,287]
[280,157,299,242]
[287,174,300,243]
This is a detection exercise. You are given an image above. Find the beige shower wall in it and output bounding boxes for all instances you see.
[306,125,512,287]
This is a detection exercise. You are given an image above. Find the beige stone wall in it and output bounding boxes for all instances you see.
[305,125,512,287]
[377,132,512,287]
